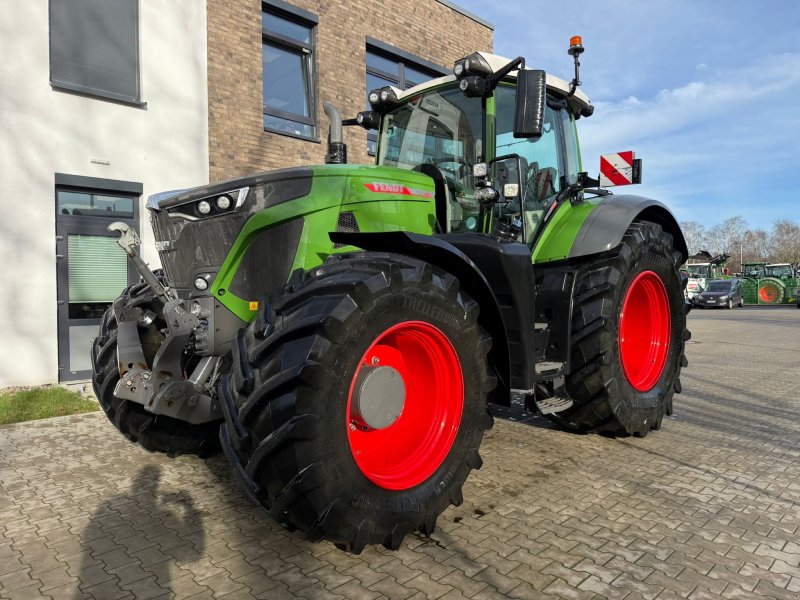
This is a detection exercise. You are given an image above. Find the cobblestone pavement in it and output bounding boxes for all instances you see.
[1,306,799,599]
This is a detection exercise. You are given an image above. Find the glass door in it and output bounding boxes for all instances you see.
[56,188,139,381]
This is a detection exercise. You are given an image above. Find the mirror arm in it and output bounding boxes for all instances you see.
[574,172,611,200]
[485,56,526,96]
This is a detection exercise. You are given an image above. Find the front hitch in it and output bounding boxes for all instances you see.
[108,221,173,301]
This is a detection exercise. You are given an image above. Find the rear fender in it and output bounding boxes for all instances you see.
[569,195,688,262]
[329,231,512,405]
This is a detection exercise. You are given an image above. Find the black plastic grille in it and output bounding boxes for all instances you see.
[333,212,359,248]
[149,168,312,294]
[228,219,305,301]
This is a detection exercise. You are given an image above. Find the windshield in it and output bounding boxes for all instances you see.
[705,281,731,292]
[765,265,793,277]
[377,84,484,231]
[744,264,765,277]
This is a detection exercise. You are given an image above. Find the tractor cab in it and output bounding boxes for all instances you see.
[359,49,594,247]
[742,262,767,278]
[765,263,796,279]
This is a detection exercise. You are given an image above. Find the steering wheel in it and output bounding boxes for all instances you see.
[431,156,470,179]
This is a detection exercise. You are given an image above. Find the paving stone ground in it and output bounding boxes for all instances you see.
[1,306,799,599]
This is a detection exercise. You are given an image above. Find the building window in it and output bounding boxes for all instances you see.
[49,0,142,105]
[365,42,446,155]
[262,3,318,140]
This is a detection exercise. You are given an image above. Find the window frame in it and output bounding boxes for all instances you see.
[262,1,318,141]
[48,0,145,107]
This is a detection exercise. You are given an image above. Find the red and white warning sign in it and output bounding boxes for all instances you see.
[599,151,642,187]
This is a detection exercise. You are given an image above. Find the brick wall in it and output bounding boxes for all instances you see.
[207,0,493,182]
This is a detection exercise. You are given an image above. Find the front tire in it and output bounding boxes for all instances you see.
[547,221,688,436]
[91,282,221,457]
[220,252,495,552]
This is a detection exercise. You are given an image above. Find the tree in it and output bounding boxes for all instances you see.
[736,228,769,273]
[679,221,707,256]
[769,220,800,264]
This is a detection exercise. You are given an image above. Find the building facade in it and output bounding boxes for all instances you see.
[0,0,209,387]
[207,0,493,180]
[0,0,491,388]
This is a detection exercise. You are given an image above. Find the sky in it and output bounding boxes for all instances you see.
[451,0,800,231]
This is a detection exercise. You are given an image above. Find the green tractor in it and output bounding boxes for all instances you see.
[92,40,689,552]
[741,262,799,304]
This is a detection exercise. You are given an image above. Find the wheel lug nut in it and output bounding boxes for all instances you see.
[371,357,379,364]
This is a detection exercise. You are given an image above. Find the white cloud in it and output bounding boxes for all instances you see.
[449,0,800,228]
[577,53,800,228]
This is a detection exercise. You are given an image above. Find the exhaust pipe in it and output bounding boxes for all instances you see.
[324,101,347,164]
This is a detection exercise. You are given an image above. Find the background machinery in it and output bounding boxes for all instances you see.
[740,262,798,305]
[684,251,729,303]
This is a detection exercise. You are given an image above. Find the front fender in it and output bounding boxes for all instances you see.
[329,231,512,405]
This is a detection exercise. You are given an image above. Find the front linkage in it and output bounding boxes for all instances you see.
[105,222,222,426]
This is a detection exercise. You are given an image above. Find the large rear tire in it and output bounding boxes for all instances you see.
[220,252,495,552]
[547,221,688,436]
[91,282,221,457]
[758,278,785,304]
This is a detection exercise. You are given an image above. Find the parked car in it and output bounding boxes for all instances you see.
[693,278,744,309]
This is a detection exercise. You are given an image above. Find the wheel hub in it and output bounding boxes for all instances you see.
[351,365,406,430]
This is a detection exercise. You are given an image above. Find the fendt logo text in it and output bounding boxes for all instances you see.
[363,182,433,199]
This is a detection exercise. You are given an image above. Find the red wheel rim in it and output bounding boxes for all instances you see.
[759,284,778,303]
[346,321,463,490]
[619,271,671,392]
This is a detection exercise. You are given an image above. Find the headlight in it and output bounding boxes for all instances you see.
[459,76,487,97]
[452,52,493,78]
[165,186,249,221]
[368,86,400,110]
[718,295,728,300]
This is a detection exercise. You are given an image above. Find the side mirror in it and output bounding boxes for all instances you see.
[514,69,546,139]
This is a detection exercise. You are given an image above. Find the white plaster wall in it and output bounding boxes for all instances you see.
[0,1,209,387]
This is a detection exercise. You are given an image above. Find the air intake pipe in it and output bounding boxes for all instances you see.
[324,101,347,164]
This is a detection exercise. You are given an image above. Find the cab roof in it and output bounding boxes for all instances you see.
[390,52,593,116]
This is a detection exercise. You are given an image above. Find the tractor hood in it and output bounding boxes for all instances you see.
[148,164,436,297]
[147,164,435,214]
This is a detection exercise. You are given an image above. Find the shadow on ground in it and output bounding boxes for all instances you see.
[75,465,205,598]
